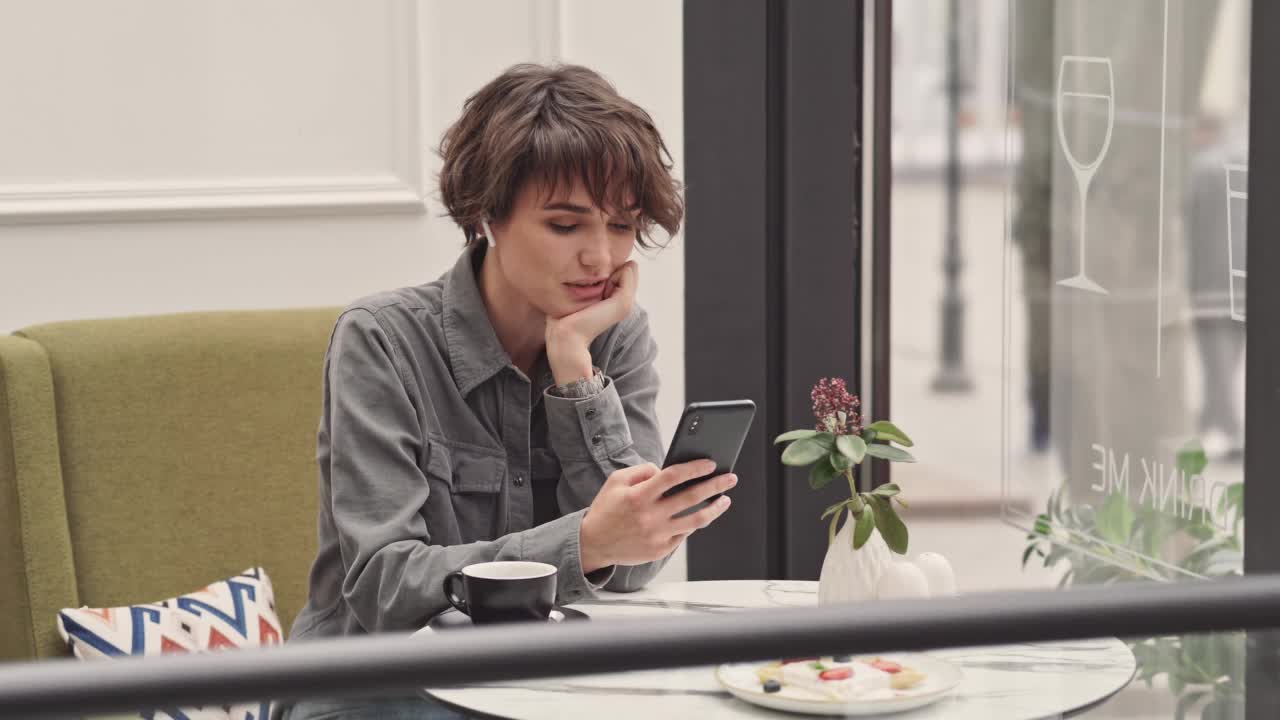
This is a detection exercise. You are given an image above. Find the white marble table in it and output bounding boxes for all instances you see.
[422,580,1137,719]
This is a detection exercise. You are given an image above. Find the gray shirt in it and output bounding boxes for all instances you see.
[290,244,669,640]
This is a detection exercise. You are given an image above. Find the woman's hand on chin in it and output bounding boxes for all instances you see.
[545,261,639,384]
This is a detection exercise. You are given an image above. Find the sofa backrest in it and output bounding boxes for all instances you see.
[0,308,340,661]
[0,334,76,662]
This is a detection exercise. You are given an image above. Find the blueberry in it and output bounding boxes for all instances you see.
[832,654,852,663]
[763,679,782,694]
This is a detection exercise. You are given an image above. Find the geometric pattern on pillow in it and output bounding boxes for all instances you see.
[171,567,283,652]
[57,567,284,720]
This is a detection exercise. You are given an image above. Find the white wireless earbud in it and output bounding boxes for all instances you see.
[481,219,496,249]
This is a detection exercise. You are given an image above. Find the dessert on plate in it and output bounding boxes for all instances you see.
[753,655,927,702]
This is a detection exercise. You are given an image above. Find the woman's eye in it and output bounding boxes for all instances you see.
[550,223,577,234]
[610,223,634,232]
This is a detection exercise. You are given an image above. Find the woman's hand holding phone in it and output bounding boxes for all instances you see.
[579,459,737,574]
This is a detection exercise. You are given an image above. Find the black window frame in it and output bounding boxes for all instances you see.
[684,0,870,581]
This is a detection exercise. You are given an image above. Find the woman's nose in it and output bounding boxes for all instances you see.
[578,229,611,269]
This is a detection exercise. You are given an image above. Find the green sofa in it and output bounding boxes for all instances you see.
[0,308,341,664]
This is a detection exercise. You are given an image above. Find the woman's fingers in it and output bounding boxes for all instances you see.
[639,459,718,500]
[658,472,738,514]
[671,495,733,535]
[613,262,639,297]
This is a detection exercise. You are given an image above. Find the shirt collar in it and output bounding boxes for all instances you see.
[442,243,556,397]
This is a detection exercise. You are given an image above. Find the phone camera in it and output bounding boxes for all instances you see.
[689,415,702,434]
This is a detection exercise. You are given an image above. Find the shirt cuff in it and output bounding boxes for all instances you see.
[549,366,606,399]
[543,375,634,461]
[519,509,616,603]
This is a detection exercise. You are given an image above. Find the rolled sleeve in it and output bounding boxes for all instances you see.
[520,509,617,600]
[540,308,672,594]
[543,378,634,462]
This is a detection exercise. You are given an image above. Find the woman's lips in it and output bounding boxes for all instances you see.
[565,280,606,301]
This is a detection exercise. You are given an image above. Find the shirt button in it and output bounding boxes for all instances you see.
[591,434,604,445]
[514,474,525,487]
[585,409,598,419]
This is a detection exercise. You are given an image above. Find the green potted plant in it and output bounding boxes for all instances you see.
[774,377,940,603]
[1023,440,1245,720]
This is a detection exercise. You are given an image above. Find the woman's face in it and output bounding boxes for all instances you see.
[490,179,638,320]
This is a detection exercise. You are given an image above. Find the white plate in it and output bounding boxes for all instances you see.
[715,654,962,716]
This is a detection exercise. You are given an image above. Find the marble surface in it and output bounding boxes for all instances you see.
[420,580,1137,719]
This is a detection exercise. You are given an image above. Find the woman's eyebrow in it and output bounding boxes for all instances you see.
[541,202,642,221]
[542,202,591,213]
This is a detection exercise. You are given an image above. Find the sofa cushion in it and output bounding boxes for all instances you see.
[57,567,282,720]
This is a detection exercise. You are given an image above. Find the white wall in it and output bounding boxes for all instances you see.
[0,0,687,582]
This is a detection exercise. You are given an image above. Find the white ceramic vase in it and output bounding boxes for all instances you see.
[818,510,893,605]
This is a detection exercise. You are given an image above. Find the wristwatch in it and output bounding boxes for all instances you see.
[553,367,606,398]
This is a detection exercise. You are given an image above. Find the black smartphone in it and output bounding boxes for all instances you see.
[659,400,756,517]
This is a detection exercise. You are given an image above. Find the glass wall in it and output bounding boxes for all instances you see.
[888,3,1252,716]
[887,0,1059,593]
[1004,0,1249,585]
[887,0,1250,593]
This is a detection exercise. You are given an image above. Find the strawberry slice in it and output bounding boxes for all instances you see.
[819,667,853,681]
[870,659,902,674]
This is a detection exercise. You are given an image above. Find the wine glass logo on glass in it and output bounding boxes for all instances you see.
[1055,55,1115,295]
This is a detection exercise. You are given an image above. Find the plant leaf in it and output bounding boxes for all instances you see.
[1095,494,1135,546]
[1021,544,1038,569]
[1227,482,1244,508]
[809,458,840,489]
[1176,439,1208,477]
[870,496,909,554]
[852,507,875,549]
[828,508,841,547]
[812,432,837,451]
[836,435,867,463]
[830,449,854,472]
[872,482,900,497]
[1183,535,1235,567]
[1033,513,1051,536]
[864,443,917,463]
[864,420,914,447]
[782,438,827,466]
[774,429,819,445]
[821,499,849,521]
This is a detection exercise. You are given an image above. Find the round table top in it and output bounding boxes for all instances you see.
[420,580,1136,720]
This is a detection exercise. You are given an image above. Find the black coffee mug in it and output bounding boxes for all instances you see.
[442,561,557,624]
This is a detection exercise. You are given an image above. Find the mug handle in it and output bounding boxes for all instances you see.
[443,571,469,616]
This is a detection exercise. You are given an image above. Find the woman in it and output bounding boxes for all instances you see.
[283,63,738,719]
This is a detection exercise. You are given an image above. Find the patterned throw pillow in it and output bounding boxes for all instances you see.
[57,567,284,720]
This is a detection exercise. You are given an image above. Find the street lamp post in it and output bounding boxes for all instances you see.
[932,0,973,393]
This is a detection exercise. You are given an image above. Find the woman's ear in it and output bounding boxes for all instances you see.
[481,218,496,248]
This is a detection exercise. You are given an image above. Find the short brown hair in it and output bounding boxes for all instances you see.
[438,63,684,249]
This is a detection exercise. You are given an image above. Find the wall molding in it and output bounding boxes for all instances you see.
[0,0,424,226]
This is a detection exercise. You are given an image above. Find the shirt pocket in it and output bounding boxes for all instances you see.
[425,439,506,543]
